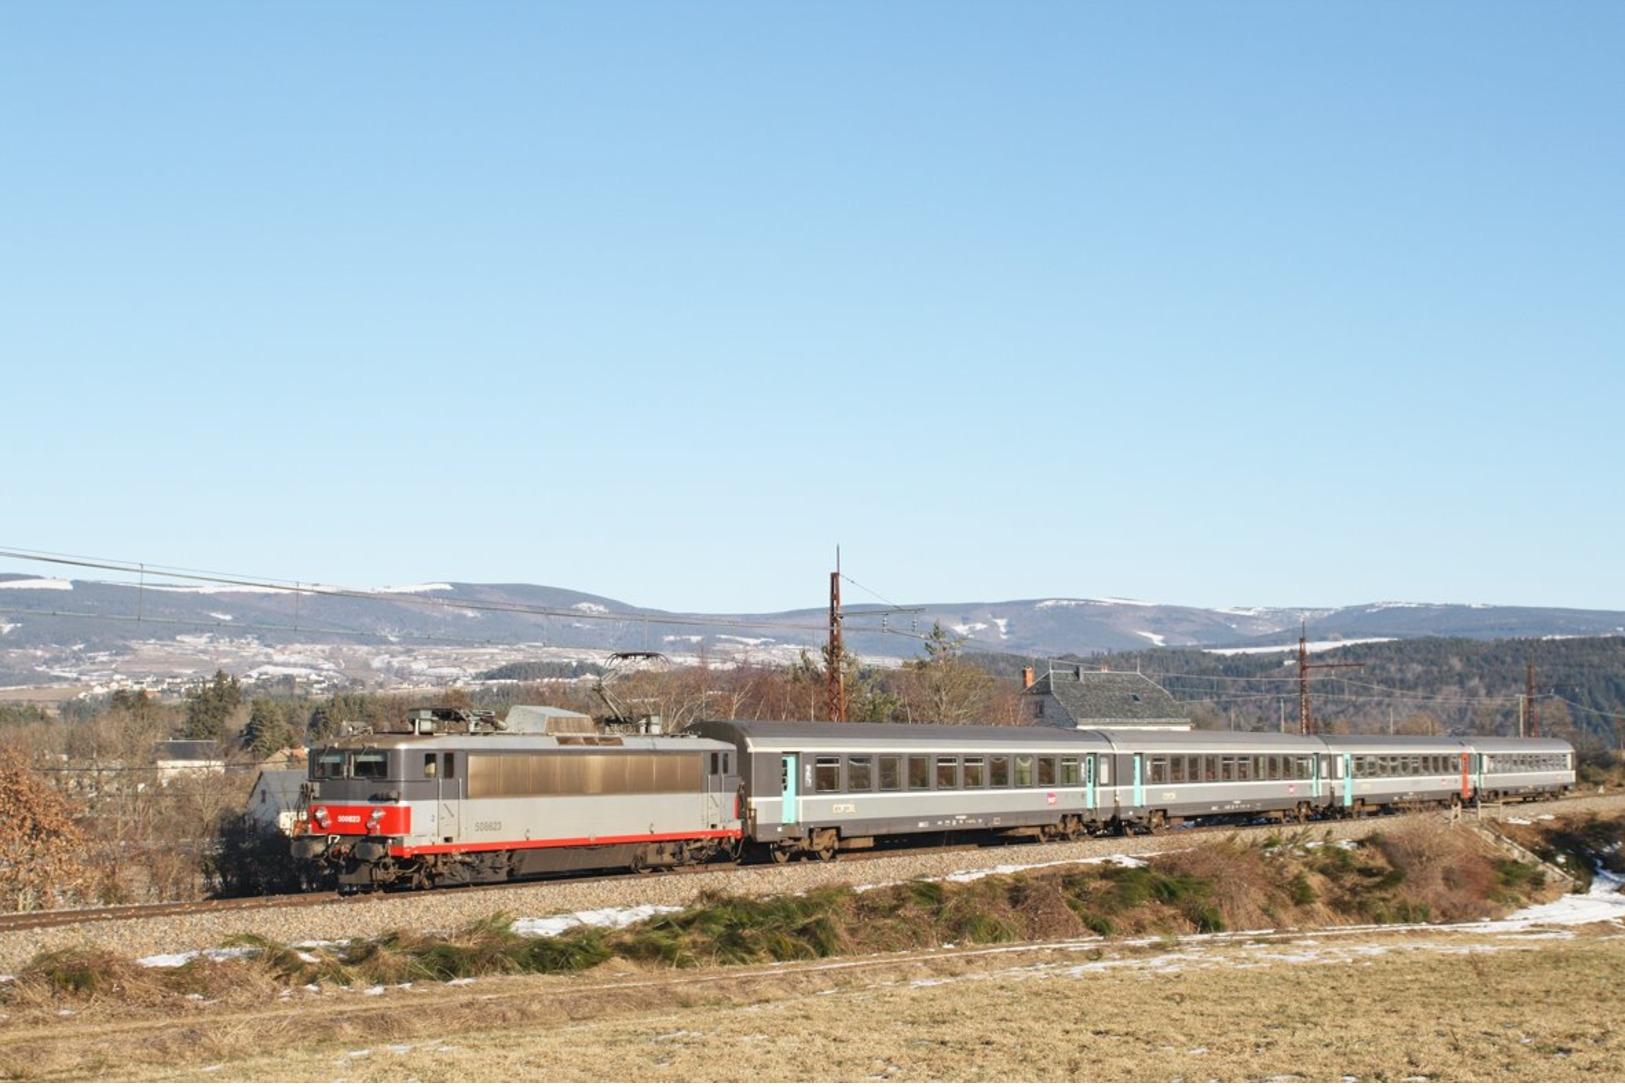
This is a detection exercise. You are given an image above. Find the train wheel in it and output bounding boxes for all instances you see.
[815,845,837,862]
[769,843,794,864]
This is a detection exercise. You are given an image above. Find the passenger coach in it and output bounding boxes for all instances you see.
[688,720,1116,860]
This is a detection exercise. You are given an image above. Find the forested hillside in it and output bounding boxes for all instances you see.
[1017,637,1625,759]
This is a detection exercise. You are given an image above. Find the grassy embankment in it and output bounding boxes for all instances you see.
[5,816,1602,1004]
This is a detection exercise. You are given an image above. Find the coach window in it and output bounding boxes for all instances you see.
[908,755,932,790]
[1204,756,1218,782]
[936,757,960,790]
[847,756,873,792]
[1015,755,1034,788]
[1148,757,1167,785]
[815,756,842,793]
[1038,757,1057,787]
[879,755,903,791]
[1220,757,1235,782]
[1169,756,1186,784]
[963,757,986,789]
[990,756,1010,788]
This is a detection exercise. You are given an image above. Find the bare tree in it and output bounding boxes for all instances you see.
[0,744,92,910]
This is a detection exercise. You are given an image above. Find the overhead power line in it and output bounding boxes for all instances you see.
[0,546,859,642]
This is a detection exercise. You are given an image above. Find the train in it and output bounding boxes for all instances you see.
[289,706,1576,891]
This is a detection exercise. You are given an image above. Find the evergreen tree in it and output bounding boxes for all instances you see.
[241,698,296,758]
[183,670,243,741]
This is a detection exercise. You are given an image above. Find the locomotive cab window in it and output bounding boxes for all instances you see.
[352,753,389,780]
[424,754,437,778]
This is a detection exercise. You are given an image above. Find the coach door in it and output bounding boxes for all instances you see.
[1460,752,1474,801]
[438,752,459,842]
[1085,754,1097,813]
[1131,753,1145,810]
[780,754,799,828]
[702,751,727,830]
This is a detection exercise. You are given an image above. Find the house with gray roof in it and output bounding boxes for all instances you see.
[245,768,308,834]
[1021,666,1191,730]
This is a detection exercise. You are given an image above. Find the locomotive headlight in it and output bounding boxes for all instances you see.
[313,806,329,829]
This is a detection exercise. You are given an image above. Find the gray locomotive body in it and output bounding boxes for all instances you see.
[292,722,741,889]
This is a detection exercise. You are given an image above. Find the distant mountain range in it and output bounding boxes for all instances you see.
[3,574,1623,695]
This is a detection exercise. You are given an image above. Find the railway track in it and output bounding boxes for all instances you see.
[0,790,1612,938]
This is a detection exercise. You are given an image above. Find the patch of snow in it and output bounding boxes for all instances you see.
[855,853,1149,894]
[137,947,256,968]
[573,602,609,614]
[1458,868,1625,932]
[511,904,683,938]
[206,612,233,622]
[1209,638,1397,657]
[374,583,453,595]
[1136,630,1167,647]
[1035,597,1159,609]
[0,577,72,590]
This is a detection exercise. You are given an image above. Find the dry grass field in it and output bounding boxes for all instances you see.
[2,923,1623,1082]
[3,811,1622,1083]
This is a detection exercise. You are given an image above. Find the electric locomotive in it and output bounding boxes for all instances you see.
[292,706,742,889]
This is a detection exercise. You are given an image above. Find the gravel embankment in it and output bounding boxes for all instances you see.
[3,790,1619,974]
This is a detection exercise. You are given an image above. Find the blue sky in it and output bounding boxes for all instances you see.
[4,2,1622,615]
